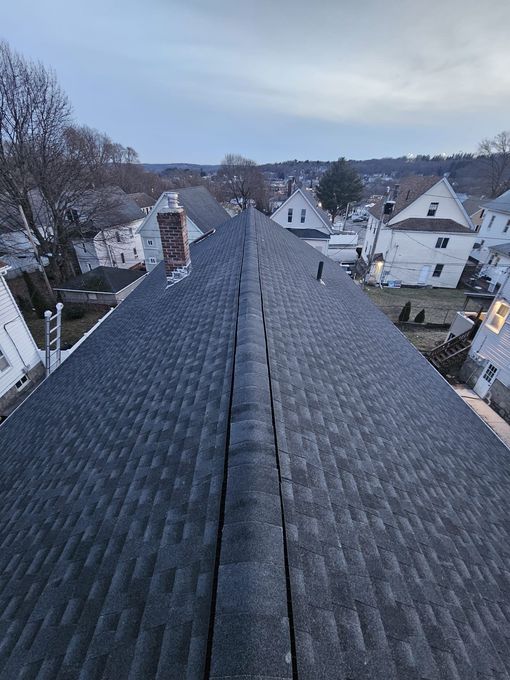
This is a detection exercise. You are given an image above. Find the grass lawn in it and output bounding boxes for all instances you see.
[365,286,466,325]
[23,308,110,349]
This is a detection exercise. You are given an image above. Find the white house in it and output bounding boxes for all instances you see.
[138,186,229,272]
[0,260,44,415]
[362,176,476,288]
[478,243,510,291]
[271,188,332,254]
[71,188,145,273]
[469,189,510,266]
[460,273,510,419]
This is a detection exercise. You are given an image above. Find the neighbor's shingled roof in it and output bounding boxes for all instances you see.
[482,189,510,215]
[287,227,330,240]
[369,175,441,221]
[1,209,510,678]
[389,217,474,233]
[128,192,157,209]
[177,186,230,234]
[53,265,145,293]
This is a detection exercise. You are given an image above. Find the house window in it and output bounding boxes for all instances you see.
[115,231,121,243]
[480,240,485,246]
[504,220,510,233]
[0,348,9,372]
[82,243,86,252]
[87,263,92,271]
[133,248,138,257]
[288,208,293,223]
[120,253,125,264]
[488,216,496,229]
[482,362,498,382]
[432,264,444,277]
[301,209,306,223]
[435,237,449,249]
[147,239,154,246]
[427,202,439,216]
[487,301,510,333]
[149,257,157,264]
[15,374,29,391]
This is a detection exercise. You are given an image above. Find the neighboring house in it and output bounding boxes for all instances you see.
[271,187,332,253]
[470,189,510,266]
[462,195,485,231]
[138,186,229,272]
[0,197,47,277]
[53,266,146,305]
[1,204,509,678]
[363,176,475,288]
[326,231,359,263]
[127,192,156,216]
[479,242,510,290]
[0,260,44,414]
[71,188,145,273]
[287,227,330,254]
[460,273,510,419]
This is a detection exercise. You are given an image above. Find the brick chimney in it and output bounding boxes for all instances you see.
[156,192,191,284]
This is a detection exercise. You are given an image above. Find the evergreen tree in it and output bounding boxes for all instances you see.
[398,301,411,323]
[316,158,363,223]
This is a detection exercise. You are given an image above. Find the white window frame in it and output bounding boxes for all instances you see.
[487,301,510,333]
[0,347,10,373]
[15,375,29,391]
[432,264,444,278]
[427,202,439,217]
[435,237,449,249]
[300,209,306,223]
[149,257,157,264]
[488,215,496,229]
[287,208,293,223]
[147,239,154,247]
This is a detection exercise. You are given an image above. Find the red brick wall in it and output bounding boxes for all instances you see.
[156,210,190,276]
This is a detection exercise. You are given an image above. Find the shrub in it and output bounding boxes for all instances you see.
[398,301,411,323]
[63,304,86,321]
[414,309,425,323]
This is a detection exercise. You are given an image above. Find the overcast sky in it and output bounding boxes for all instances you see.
[3,0,510,163]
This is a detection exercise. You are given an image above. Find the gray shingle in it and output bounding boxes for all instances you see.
[0,207,510,679]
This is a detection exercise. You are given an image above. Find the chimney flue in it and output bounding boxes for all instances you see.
[156,192,191,285]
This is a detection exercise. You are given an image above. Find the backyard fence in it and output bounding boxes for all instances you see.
[377,305,458,326]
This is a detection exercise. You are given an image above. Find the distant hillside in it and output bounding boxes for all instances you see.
[144,163,220,173]
[145,155,503,196]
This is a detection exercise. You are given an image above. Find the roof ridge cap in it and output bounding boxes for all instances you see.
[207,209,294,677]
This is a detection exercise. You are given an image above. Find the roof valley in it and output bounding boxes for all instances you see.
[208,209,294,678]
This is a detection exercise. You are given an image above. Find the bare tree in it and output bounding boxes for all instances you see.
[0,42,161,284]
[478,131,510,197]
[219,154,267,210]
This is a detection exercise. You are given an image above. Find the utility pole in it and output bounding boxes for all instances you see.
[18,204,55,300]
[363,187,391,289]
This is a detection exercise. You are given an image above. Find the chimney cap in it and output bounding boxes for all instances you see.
[159,191,182,212]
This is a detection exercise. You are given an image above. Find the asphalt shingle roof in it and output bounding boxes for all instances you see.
[1,208,510,678]
[389,218,474,233]
[53,266,146,293]
[176,186,230,234]
[128,193,157,209]
[369,176,441,222]
[483,189,510,215]
[287,227,330,239]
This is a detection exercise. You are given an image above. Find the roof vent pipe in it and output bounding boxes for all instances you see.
[317,261,324,281]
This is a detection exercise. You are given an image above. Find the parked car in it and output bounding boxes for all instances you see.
[351,214,368,223]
